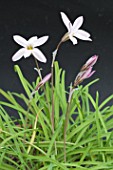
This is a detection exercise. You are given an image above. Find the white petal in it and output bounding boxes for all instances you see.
[60,12,72,32]
[73,16,83,31]
[33,36,49,47]
[13,35,27,47]
[69,35,77,45]
[12,48,25,61]
[28,36,38,44]
[32,48,47,63]
[24,49,31,58]
[75,29,92,41]
[76,29,90,37]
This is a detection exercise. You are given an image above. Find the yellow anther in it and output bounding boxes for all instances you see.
[27,45,33,50]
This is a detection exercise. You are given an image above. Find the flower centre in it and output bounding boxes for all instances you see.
[27,45,33,50]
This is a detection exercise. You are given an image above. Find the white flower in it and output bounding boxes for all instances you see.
[12,35,49,62]
[60,12,92,45]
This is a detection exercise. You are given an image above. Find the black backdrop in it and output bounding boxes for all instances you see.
[0,0,113,105]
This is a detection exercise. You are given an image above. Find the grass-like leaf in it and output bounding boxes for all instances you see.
[0,63,113,169]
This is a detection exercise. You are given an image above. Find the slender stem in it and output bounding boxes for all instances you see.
[34,58,42,80]
[63,101,71,162]
[24,99,31,139]
[50,41,62,155]
[56,41,62,51]
[64,87,74,162]
[51,60,58,155]
[51,66,54,132]
[34,57,52,122]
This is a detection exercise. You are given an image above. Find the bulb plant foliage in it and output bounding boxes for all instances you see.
[0,12,113,170]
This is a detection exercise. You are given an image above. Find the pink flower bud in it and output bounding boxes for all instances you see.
[81,67,95,79]
[86,55,98,66]
[81,55,98,71]
[35,73,52,91]
[74,55,98,87]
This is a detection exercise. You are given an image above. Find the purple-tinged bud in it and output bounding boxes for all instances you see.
[74,66,96,87]
[35,73,52,91]
[30,73,52,99]
[81,55,98,71]
[80,67,95,79]
[86,55,98,67]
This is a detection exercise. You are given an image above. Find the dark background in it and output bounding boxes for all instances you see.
[0,0,113,105]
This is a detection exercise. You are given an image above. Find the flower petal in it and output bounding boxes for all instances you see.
[32,48,47,63]
[13,35,27,47]
[28,36,38,44]
[60,12,72,32]
[80,67,95,79]
[86,55,98,67]
[87,70,95,78]
[12,48,25,61]
[75,29,92,41]
[33,36,49,47]
[69,35,77,45]
[35,73,52,90]
[81,55,98,71]
[24,49,31,58]
[73,16,83,31]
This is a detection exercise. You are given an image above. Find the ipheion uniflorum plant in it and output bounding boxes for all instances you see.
[1,11,113,170]
[11,12,98,162]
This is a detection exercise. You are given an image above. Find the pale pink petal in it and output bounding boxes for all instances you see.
[28,36,38,44]
[75,29,92,41]
[24,49,31,58]
[73,16,83,31]
[13,35,27,47]
[81,55,98,71]
[41,73,52,84]
[86,55,98,67]
[87,70,95,78]
[60,12,72,32]
[35,73,52,90]
[12,48,25,61]
[33,36,49,47]
[69,35,77,45]
[32,48,47,63]
[81,67,93,79]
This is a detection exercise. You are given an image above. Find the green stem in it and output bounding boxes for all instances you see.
[63,101,71,162]
[24,99,31,139]
[51,66,54,132]
[51,59,58,155]
[34,57,42,80]
[34,57,51,122]
[64,86,74,162]
[50,41,62,155]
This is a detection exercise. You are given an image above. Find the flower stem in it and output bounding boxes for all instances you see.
[34,58,42,80]
[51,65,54,131]
[51,59,57,155]
[64,87,74,162]
[51,41,62,155]
[34,57,51,122]
[63,101,71,162]
[56,41,62,51]
[24,99,31,139]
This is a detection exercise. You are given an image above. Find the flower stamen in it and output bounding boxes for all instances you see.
[27,45,33,50]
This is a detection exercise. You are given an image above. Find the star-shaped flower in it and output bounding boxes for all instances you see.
[12,35,49,62]
[60,12,92,45]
